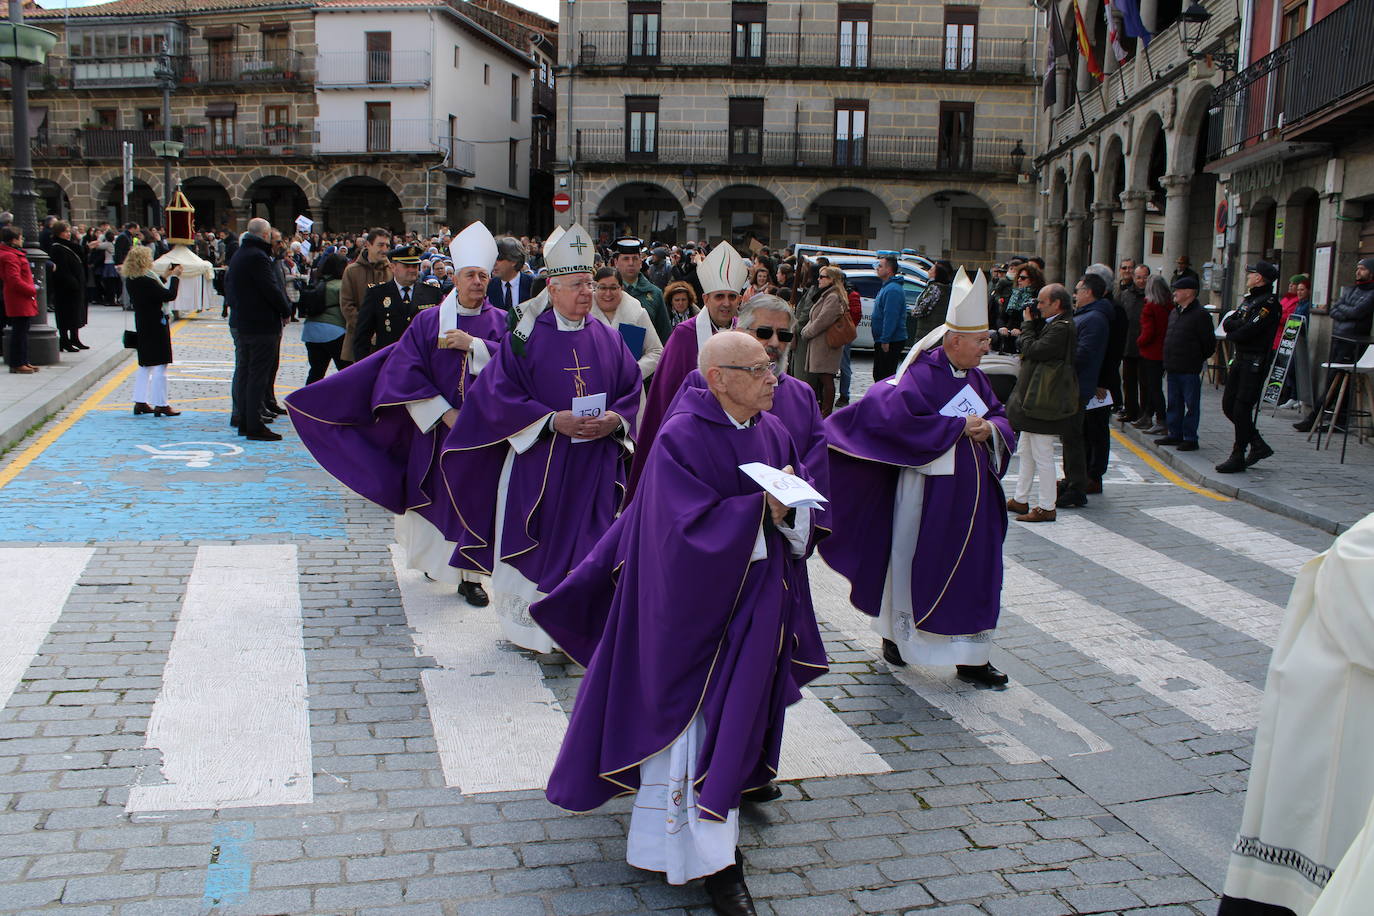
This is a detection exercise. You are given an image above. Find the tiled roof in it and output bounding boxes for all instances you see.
[29,0,312,19]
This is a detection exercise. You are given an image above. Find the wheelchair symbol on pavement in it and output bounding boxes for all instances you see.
[135,441,245,469]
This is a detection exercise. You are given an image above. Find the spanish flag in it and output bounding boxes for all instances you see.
[1073,0,1105,82]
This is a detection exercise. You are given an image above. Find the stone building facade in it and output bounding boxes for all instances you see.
[557,0,1039,261]
[8,0,549,236]
[1034,0,1233,291]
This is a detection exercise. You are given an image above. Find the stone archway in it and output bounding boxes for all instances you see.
[321,177,402,235]
[34,178,71,222]
[245,176,311,232]
[805,186,893,249]
[591,181,686,246]
[96,176,159,228]
[699,184,786,248]
[909,189,997,266]
[181,177,234,232]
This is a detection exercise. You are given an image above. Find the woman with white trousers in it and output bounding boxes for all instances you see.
[120,245,183,417]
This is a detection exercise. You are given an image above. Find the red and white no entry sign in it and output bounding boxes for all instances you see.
[552,192,571,213]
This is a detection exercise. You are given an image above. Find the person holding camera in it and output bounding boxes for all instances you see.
[1006,284,1078,523]
[121,246,182,416]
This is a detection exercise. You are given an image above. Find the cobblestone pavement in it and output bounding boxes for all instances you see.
[0,316,1339,915]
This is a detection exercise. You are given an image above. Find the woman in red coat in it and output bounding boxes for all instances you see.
[1134,273,1173,433]
[0,226,39,374]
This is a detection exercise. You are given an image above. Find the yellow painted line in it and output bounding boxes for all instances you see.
[0,319,193,490]
[1110,429,1231,502]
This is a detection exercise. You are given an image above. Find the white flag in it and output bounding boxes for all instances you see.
[1103,0,1129,64]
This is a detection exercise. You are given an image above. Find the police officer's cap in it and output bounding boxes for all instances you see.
[1171,275,1200,291]
[613,237,644,257]
[390,243,423,264]
[1245,261,1279,283]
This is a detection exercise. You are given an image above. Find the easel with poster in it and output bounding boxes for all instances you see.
[1262,314,1305,411]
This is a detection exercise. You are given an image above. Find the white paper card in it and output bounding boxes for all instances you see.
[939,384,989,419]
[570,393,607,444]
[739,463,828,510]
[1086,391,1114,410]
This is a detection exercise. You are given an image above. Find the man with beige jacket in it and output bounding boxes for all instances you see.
[340,228,393,363]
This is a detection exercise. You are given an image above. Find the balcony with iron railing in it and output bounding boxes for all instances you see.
[179,49,308,87]
[316,50,432,88]
[575,128,1023,176]
[1207,0,1374,163]
[314,119,474,171]
[574,30,1032,78]
[1,51,309,91]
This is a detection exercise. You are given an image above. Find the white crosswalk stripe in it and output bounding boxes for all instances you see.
[1142,505,1322,578]
[391,546,568,795]
[1015,515,1286,646]
[809,562,1112,764]
[127,545,311,813]
[0,547,94,710]
[1003,560,1262,732]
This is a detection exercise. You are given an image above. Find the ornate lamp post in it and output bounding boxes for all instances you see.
[0,6,59,365]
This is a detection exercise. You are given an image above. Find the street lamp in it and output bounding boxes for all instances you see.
[153,39,178,222]
[0,7,59,365]
[1179,2,1238,74]
[681,167,698,203]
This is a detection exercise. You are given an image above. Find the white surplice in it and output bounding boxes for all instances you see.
[1222,511,1374,914]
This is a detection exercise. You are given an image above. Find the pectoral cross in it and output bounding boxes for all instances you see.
[565,349,590,398]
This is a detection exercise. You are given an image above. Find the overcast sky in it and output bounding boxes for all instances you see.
[36,0,560,21]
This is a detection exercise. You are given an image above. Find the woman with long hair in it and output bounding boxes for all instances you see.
[802,266,849,416]
[301,253,350,384]
[744,264,775,302]
[120,245,183,416]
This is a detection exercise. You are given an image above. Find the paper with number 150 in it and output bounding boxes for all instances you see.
[570,393,606,444]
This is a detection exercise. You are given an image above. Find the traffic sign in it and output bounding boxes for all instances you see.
[552,192,571,213]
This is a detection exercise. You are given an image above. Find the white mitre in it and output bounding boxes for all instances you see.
[543,222,594,277]
[898,267,989,373]
[697,240,750,296]
[449,220,498,272]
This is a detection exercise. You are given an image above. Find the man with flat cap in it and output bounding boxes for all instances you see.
[614,236,671,343]
[1215,260,1281,473]
[354,242,443,359]
[1154,273,1216,453]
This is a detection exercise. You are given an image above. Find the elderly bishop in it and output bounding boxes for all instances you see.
[819,269,1018,688]
[285,221,508,605]
[627,240,750,496]
[441,223,642,652]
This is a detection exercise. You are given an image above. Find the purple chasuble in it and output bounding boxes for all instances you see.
[285,304,507,538]
[440,308,641,590]
[627,314,723,499]
[534,388,828,820]
[819,347,1016,638]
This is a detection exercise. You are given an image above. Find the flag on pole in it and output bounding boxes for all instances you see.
[1115,0,1153,46]
[1073,0,1105,82]
[1043,2,1069,109]
[1103,0,1129,64]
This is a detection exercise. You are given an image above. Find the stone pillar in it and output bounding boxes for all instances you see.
[783,217,806,247]
[1090,203,1116,267]
[1139,0,1158,32]
[1274,199,1303,282]
[888,219,909,251]
[1160,175,1192,276]
[684,217,704,245]
[1118,190,1149,268]
[400,207,430,237]
[1044,218,1066,286]
[1055,62,1071,118]
[1065,210,1087,284]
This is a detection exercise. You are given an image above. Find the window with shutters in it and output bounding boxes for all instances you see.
[628,2,661,62]
[729,97,764,165]
[837,4,871,68]
[732,2,766,63]
[834,100,867,168]
[944,7,977,70]
[625,96,659,161]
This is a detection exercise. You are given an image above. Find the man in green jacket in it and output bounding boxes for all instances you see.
[613,237,670,343]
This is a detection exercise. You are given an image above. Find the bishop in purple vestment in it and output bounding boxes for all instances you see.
[626,240,749,500]
[533,332,825,911]
[440,224,641,652]
[820,331,1017,687]
[286,222,507,605]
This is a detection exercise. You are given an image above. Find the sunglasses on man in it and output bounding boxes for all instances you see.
[751,327,795,343]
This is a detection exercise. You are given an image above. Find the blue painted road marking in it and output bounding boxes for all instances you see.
[202,821,254,909]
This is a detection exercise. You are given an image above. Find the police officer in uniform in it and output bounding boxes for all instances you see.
[354,243,443,359]
[1216,260,1282,473]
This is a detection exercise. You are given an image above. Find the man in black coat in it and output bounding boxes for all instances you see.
[1154,276,1216,451]
[1216,261,1282,473]
[114,222,140,310]
[354,243,443,358]
[1295,257,1374,432]
[227,218,292,441]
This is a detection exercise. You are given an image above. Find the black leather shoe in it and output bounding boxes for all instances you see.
[1055,489,1088,509]
[956,663,1010,688]
[1153,436,1182,446]
[1176,441,1200,452]
[230,415,241,428]
[741,783,782,803]
[881,638,906,667]
[260,412,276,424]
[703,863,756,916]
[457,581,489,607]
[266,404,287,416]
[1246,441,1274,466]
[1293,417,1315,432]
[246,429,283,442]
[1215,451,1247,473]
